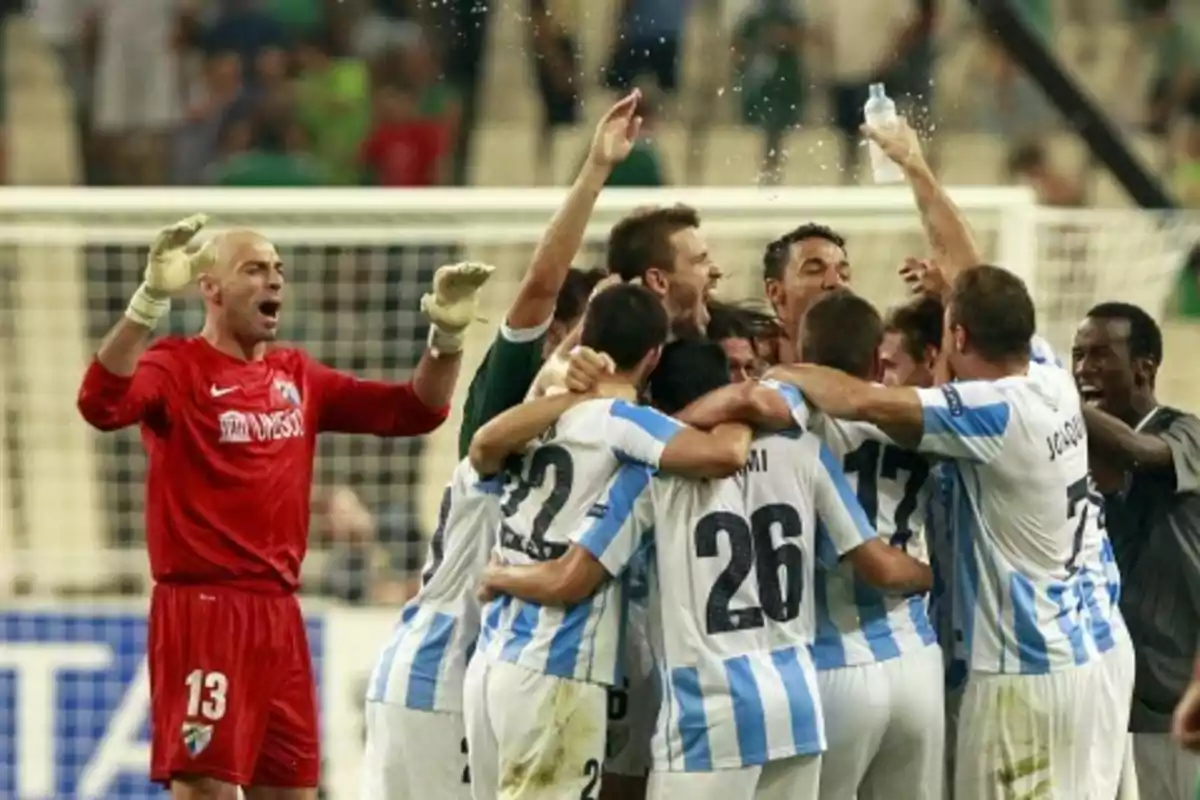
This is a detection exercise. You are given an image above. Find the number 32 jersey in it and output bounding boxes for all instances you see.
[595,430,875,772]
[477,397,683,686]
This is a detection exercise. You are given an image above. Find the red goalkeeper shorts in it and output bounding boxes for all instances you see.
[147,584,320,788]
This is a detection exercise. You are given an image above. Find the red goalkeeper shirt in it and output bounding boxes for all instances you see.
[77,336,449,594]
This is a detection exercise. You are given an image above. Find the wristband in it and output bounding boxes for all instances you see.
[125,283,171,329]
[427,323,464,356]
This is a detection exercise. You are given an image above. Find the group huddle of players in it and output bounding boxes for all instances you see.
[74,89,1142,800]
[360,96,1134,800]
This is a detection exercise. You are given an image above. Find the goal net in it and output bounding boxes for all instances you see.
[0,186,1193,799]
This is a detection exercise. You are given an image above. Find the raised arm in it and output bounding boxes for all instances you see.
[507,94,641,330]
[79,214,212,431]
[480,463,653,606]
[863,118,983,287]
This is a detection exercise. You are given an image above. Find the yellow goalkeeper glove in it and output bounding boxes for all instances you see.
[421,261,495,354]
[125,213,216,329]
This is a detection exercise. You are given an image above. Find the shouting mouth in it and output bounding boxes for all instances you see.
[258,300,282,327]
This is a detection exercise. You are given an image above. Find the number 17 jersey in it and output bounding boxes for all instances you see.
[810,415,938,669]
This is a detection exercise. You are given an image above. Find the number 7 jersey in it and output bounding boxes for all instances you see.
[595,430,877,772]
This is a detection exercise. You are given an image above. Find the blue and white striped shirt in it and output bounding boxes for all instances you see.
[595,438,873,772]
[477,398,683,686]
[366,460,503,712]
[916,364,1119,674]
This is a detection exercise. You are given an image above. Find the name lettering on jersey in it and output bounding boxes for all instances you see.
[740,447,769,475]
[218,408,305,444]
[1046,412,1086,461]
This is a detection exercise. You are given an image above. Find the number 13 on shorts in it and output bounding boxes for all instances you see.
[185,669,229,721]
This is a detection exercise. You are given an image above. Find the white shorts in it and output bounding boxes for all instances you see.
[1133,733,1199,800]
[647,754,821,800]
[816,644,945,800]
[361,702,470,800]
[463,656,608,800]
[954,646,1133,800]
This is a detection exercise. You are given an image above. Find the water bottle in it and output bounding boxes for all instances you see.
[863,83,906,184]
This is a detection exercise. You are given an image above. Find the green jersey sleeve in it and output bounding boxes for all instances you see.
[457,318,552,458]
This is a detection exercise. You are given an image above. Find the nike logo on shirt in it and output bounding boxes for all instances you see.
[210,385,238,398]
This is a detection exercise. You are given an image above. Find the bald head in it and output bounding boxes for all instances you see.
[208,228,277,277]
[198,227,284,348]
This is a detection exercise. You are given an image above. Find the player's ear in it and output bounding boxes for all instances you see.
[642,267,669,297]
[868,348,884,383]
[641,345,664,378]
[197,273,221,304]
[922,342,940,371]
[763,278,786,319]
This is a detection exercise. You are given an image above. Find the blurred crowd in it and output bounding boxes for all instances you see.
[19,0,1200,605]
[22,0,1200,200]
[34,0,466,187]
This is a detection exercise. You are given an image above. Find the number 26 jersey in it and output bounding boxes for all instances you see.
[598,429,874,772]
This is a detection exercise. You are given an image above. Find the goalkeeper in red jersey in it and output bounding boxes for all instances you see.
[76,215,492,799]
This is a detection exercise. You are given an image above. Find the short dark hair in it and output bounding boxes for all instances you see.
[802,289,882,379]
[1006,141,1047,177]
[648,340,731,415]
[554,267,608,324]
[885,294,945,362]
[580,283,669,371]
[706,300,779,344]
[948,265,1036,362]
[763,223,847,282]
[606,205,700,282]
[1085,302,1164,365]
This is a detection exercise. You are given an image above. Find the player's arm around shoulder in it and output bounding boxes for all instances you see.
[764,364,925,448]
[614,398,751,479]
[469,390,598,476]
[673,378,805,432]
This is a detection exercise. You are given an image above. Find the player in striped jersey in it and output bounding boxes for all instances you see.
[768,264,1131,799]
[362,459,503,799]
[795,291,943,800]
[481,340,931,799]
[462,286,752,800]
[674,293,944,799]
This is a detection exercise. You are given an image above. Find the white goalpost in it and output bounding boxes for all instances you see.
[0,185,1191,800]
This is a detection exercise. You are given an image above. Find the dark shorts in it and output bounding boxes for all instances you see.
[148,584,319,788]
